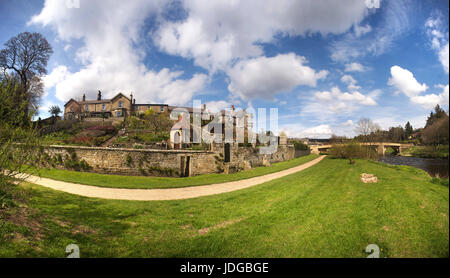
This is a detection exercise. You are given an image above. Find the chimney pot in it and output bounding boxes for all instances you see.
[97,90,102,100]
[82,94,86,102]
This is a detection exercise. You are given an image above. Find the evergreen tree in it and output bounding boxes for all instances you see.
[405,121,413,139]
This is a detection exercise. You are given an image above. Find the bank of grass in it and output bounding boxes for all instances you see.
[1,157,448,258]
[29,154,319,189]
[402,145,449,158]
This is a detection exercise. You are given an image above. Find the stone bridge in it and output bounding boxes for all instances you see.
[309,142,413,156]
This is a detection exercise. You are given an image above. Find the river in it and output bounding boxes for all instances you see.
[378,155,449,178]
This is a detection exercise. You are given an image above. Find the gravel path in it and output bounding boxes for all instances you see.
[22,155,326,201]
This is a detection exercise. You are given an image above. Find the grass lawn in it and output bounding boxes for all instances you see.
[1,157,448,257]
[30,154,319,189]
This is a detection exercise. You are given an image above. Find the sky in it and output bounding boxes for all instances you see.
[0,0,448,138]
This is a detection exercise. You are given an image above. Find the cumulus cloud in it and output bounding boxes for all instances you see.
[227,53,328,100]
[301,86,376,122]
[155,0,369,72]
[387,66,428,97]
[388,65,448,108]
[30,0,207,105]
[315,86,376,107]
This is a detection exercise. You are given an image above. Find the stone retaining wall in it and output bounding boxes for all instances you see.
[42,143,295,176]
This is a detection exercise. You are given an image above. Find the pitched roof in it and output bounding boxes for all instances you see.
[111,93,130,102]
[134,103,168,106]
[64,98,78,107]
[79,99,111,104]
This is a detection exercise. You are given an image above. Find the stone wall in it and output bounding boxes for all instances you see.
[227,144,295,170]
[42,143,295,176]
[43,145,216,176]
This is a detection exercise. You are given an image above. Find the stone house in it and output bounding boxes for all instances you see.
[64,91,169,120]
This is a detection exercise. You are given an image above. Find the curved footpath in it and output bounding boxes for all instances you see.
[22,155,326,201]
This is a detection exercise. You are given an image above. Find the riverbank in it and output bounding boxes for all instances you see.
[400,145,449,158]
[1,157,448,257]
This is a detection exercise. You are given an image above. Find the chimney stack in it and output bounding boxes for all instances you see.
[130,92,133,104]
[82,94,86,102]
[97,90,102,100]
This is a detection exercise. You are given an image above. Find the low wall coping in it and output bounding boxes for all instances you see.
[44,144,213,154]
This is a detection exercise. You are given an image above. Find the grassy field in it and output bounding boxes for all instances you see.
[402,145,449,158]
[1,157,448,258]
[30,154,319,189]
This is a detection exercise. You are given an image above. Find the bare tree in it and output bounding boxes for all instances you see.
[355,118,372,139]
[0,32,53,117]
[355,117,381,156]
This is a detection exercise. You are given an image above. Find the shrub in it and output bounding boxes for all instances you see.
[330,142,377,164]
[431,177,449,187]
[293,141,309,151]
[126,155,133,166]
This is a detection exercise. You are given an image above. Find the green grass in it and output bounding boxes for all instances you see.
[30,154,319,189]
[402,145,449,158]
[1,157,448,257]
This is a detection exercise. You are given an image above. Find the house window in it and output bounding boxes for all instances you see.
[102,104,106,110]
[85,105,89,111]
[119,101,123,108]
[117,111,122,117]
[160,106,164,112]
[148,105,151,109]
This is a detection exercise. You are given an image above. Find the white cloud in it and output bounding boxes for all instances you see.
[331,0,410,62]
[388,65,448,108]
[341,119,354,126]
[341,74,360,91]
[425,15,449,73]
[344,62,367,72]
[300,86,377,124]
[387,65,428,97]
[410,84,449,109]
[227,53,328,100]
[42,65,70,97]
[29,0,207,105]
[155,0,369,72]
[280,123,332,139]
[353,24,372,37]
[315,86,376,107]
[203,100,230,113]
[438,43,449,73]
[301,86,377,123]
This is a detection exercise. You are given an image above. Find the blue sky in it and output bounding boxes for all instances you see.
[0,0,448,138]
